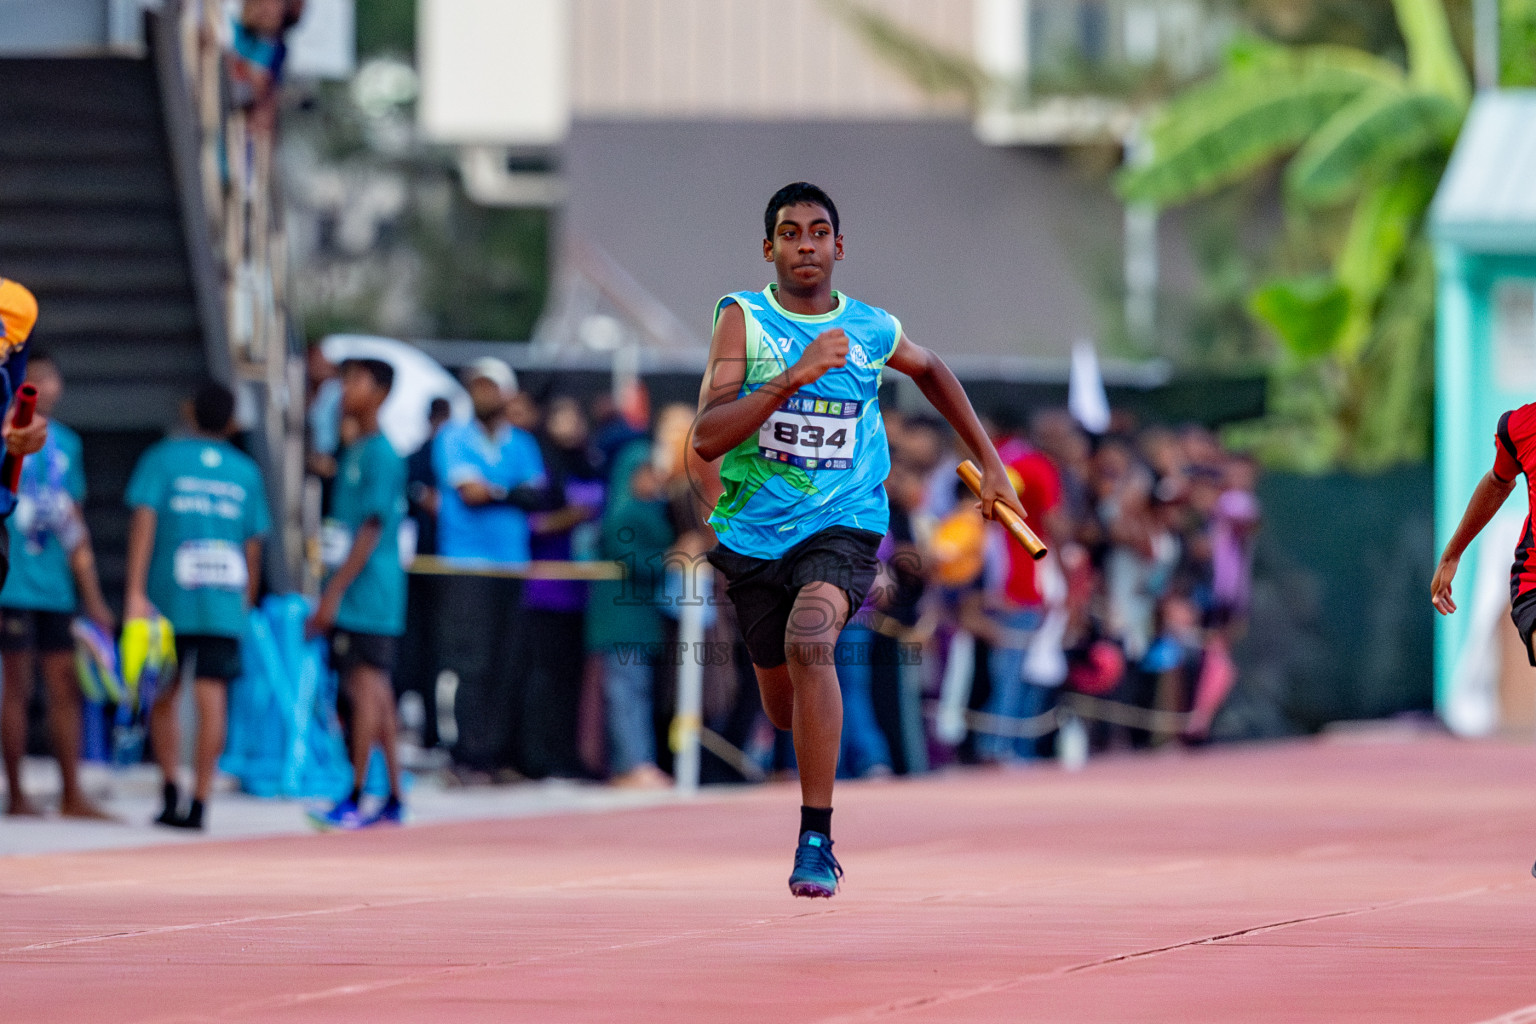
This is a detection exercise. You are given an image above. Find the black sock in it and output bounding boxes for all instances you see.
[800,805,832,839]
[182,799,204,829]
[156,782,181,823]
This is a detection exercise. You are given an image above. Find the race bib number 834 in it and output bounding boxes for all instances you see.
[758,396,859,470]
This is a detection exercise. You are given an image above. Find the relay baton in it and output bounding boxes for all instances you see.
[957,459,1048,561]
[1,384,38,493]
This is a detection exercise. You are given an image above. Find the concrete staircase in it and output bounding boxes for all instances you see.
[0,55,217,599]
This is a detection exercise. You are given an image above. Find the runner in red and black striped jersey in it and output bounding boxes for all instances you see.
[1433,404,1536,665]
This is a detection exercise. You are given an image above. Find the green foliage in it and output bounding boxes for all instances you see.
[1118,47,1404,206]
[1285,88,1460,203]
[414,201,550,341]
[1505,0,1536,86]
[1331,162,1441,350]
[1249,276,1353,357]
[1348,242,1436,468]
[1163,187,1273,371]
[1392,0,1471,100]
[1126,0,1469,473]
[356,0,416,58]
[1242,0,1411,54]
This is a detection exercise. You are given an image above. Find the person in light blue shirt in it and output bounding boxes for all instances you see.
[430,358,550,772]
[308,358,409,830]
[126,382,269,830]
[0,352,115,819]
[432,357,547,564]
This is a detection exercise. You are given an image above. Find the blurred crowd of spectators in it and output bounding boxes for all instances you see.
[307,352,1260,788]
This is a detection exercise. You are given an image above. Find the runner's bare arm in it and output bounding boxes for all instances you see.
[124,507,157,620]
[684,442,724,525]
[691,303,848,462]
[1432,468,1517,615]
[244,537,262,609]
[885,334,1022,522]
[67,526,114,630]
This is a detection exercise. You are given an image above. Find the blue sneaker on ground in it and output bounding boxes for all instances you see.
[788,830,843,898]
[365,796,405,827]
[309,797,365,831]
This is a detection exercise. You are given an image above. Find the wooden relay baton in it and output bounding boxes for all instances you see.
[957,458,1048,561]
[1,383,38,493]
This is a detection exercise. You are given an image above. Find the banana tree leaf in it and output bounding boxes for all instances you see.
[1506,0,1536,88]
[1334,164,1440,317]
[1348,243,1436,469]
[1286,88,1462,205]
[1392,0,1471,104]
[1118,48,1403,206]
[1249,275,1354,359]
[1223,34,1285,73]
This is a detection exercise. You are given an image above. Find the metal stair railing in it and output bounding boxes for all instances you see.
[149,0,306,593]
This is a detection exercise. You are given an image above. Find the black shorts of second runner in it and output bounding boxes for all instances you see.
[0,607,76,654]
[1513,592,1536,667]
[330,628,398,675]
[706,526,882,669]
[175,634,244,683]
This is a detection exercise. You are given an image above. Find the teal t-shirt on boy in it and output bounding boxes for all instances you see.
[323,432,407,637]
[2,422,86,612]
[126,436,270,638]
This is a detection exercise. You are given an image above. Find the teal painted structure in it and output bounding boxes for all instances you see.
[1430,90,1536,720]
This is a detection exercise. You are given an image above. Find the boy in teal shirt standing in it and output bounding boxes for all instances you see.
[126,382,270,829]
[308,359,408,829]
[0,351,115,818]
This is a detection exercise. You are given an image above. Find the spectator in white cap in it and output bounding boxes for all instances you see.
[431,357,550,770]
[432,358,543,562]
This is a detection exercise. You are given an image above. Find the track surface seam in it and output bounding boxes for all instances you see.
[812,884,1502,1023]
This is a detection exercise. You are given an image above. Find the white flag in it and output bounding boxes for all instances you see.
[1069,339,1111,435]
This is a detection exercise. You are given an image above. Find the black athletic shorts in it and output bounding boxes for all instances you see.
[0,607,76,653]
[706,526,882,669]
[175,634,243,683]
[330,628,398,675]
[1513,592,1536,667]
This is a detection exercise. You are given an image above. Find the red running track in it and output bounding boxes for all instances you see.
[4,733,1536,1023]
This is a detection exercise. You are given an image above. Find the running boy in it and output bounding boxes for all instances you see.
[126,382,270,829]
[308,359,408,829]
[691,182,1024,897]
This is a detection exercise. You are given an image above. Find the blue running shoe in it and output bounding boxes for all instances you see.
[364,796,405,827]
[309,797,365,831]
[788,831,843,898]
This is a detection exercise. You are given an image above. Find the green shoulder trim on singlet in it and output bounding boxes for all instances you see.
[876,315,902,385]
[713,293,784,390]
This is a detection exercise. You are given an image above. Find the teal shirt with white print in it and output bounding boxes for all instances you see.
[324,432,407,637]
[1,422,86,613]
[707,284,901,558]
[126,437,270,638]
